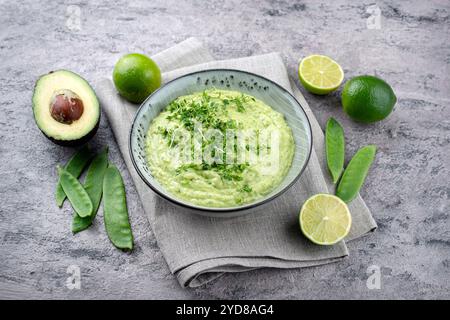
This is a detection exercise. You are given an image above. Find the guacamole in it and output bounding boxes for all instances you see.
[145,89,295,207]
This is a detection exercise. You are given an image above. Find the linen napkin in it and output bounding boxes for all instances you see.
[96,38,377,288]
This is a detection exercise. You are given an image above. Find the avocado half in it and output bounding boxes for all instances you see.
[32,70,100,146]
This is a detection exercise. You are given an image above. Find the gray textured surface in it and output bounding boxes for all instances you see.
[0,0,449,299]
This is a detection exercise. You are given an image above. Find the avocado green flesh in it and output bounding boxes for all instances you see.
[145,89,295,208]
[32,70,100,143]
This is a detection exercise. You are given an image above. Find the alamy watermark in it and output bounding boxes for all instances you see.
[66,5,82,32]
[66,265,81,290]
[366,265,381,290]
[147,122,282,175]
[366,5,382,29]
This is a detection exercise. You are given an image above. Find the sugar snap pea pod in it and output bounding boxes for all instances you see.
[336,145,377,203]
[326,117,345,183]
[72,147,109,233]
[57,166,93,218]
[56,145,93,207]
[103,164,133,250]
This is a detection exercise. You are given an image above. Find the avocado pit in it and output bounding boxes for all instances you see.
[50,89,84,124]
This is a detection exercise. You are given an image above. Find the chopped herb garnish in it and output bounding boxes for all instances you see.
[231,94,249,112]
[176,162,249,182]
[161,90,258,181]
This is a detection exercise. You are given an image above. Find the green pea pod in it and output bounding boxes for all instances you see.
[103,164,133,250]
[325,117,345,183]
[72,147,109,233]
[58,166,93,217]
[336,145,377,203]
[56,145,93,207]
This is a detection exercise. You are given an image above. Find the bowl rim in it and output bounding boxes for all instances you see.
[129,68,313,213]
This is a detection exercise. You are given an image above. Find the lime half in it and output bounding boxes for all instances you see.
[299,194,351,245]
[298,55,344,95]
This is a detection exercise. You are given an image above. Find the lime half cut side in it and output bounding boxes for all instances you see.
[299,194,352,245]
[298,55,344,95]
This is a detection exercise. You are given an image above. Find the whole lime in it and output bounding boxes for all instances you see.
[341,75,396,123]
[113,53,161,104]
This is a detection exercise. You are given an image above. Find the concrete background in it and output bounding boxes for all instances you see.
[0,0,449,299]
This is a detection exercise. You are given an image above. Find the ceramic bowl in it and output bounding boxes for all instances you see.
[129,69,312,217]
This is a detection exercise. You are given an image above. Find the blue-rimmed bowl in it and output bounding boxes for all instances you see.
[130,69,312,217]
